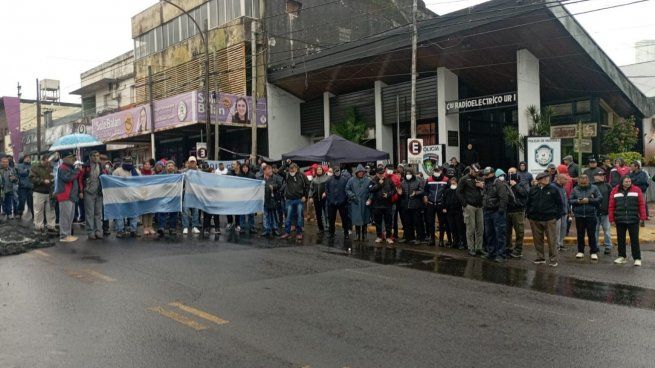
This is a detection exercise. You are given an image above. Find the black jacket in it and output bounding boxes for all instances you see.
[443,187,463,214]
[283,173,309,200]
[400,177,425,210]
[264,174,283,209]
[594,181,612,216]
[456,174,483,208]
[507,181,528,213]
[369,176,395,209]
[425,175,448,207]
[526,183,563,222]
[483,178,510,213]
[569,184,602,218]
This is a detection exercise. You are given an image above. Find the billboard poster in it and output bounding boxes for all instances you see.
[3,97,22,157]
[418,144,444,177]
[527,137,561,176]
[92,105,151,142]
[154,91,197,132]
[198,92,268,127]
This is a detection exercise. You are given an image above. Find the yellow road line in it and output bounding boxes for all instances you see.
[33,250,50,257]
[169,302,229,325]
[148,306,208,331]
[82,269,116,282]
[66,270,94,284]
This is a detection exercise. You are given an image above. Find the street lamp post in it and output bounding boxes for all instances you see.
[160,0,212,159]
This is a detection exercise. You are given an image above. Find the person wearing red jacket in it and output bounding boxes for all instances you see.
[556,164,573,198]
[609,175,648,266]
[609,158,630,187]
[385,164,402,240]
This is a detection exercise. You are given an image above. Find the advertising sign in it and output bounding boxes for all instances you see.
[550,123,597,139]
[154,91,197,132]
[198,92,268,127]
[407,138,424,164]
[418,144,444,177]
[91,105,151,142]
[445,92,517,115]
[527,137,561,176]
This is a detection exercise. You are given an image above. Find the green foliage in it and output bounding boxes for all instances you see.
[527,105,553,136]
[502,126,524,152]
[331,107,367,144]
[602,116,639,154]
[608,152,643,165]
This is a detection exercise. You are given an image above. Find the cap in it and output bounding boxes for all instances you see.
[593,169,606,176]
[376,167,385,174]
[188,156,197,162]
[546,163,557,170]
[536,172,550,180]
[482,166,494,176]
[563,155,573,162]
[588,157,597,163]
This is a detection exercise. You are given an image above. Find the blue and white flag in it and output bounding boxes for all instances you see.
[184,170,264,215]
[100,174,184,220]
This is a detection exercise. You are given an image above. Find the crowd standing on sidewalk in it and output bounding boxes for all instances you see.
[0,149,652,268]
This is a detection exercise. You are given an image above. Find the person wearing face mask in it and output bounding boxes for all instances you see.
[112,156,141,238]
[506,167,528,258]
[325,165,351,240]
[369,166,396,245]
[399,167,426,245]
[425,167,450,247]
[54,153,82,243]
[280,163,309,240]
[346,165,372,241]
[384,164,401,240]
[482,168,510,262]
[442,176,466,249]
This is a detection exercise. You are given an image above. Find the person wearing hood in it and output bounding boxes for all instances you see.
[16,155,33,219]
[562,155,579,182]
[154,160,165,174]
[610,158,630,187]
[517,161,533,189]
[556,164,573,197]
[324,165,351,240]
[609,175,647,266]
[447,157,463,179]
[425,167,450,247]
[570,174,602,260]
[112,156,141,238]
[0,156,18,219]
[399,167,426,244]
[308,165,330,234]
[54,153,82,243]
[81,151,109,240]
[506,167,528,258]
[482,168,510,262]
[29,154,56,234]
[629,160,649,226]
[457,164,484,255]
[346,164,372,241]
[593,170,613,255]
[280,163,309,240]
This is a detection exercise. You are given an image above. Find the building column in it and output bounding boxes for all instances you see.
[517,48,541,160]
[437,67,460,161]
[323,92,333,138]
[266,83,311,160]
[374,81,393,160]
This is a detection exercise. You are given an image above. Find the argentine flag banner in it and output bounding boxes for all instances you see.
[100,174,184,220]
[184,170,264,215]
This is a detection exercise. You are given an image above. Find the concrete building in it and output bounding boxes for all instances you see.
[268,0,655,168]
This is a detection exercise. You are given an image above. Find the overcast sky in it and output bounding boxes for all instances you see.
[0,0,653,103]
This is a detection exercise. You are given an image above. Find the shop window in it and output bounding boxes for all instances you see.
[549,102,573,117]
[155,27,163,52]
[576,100,591,114]
[180,16,189,40]
[209,0,218,28]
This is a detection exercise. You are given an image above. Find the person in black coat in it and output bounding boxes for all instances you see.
[442,176,466,249]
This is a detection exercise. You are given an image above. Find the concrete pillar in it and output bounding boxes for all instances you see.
[437,67,460,161]
[323,92,332,138]
[266,83,311,160]
[374,80,393,160]
[517,48,541,160]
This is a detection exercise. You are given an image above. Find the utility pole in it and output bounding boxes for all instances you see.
[213,88,220,160]
[36,79,42,155]
[250,19,258,162]
[410,0,418,138]
[148,66,156,160]
[17,82,21,99]
[577,121,583,168]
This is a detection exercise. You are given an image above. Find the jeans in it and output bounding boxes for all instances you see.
[463,205,484,252]
[263,208,278,234]
[182,208,200,229]
[158,212,178,230]
[616,222,641,260]
[595,214,612,250]
[483,211,507,259]
[285,199,304,234]
[373,207,393,238]
[575,216,598,254]
[116,217,138,233]
[18,187,33,217]
[3,192,15,217]
[239,214,255,231]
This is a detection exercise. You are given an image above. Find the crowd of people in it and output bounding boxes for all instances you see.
[0,150,651,267]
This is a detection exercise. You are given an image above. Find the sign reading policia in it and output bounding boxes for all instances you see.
[418,145,444,177]
[527,137,561,176]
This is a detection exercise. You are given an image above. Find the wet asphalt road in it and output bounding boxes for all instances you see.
[2,228,655,368]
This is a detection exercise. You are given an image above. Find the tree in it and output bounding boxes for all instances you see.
[502,126,524,152]
[602,116,639,153]
[527,105,553,136]
[331,107,367,143]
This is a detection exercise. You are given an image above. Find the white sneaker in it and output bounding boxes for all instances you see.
[576,252,584,259]
[591,254,598,261]
[614,257,627,264]
[192,227,200,234]
[182,228,189,235]
[375,237,382,243]
[634,259,642,267]
[386,238,394,244]
[59,235,78,243]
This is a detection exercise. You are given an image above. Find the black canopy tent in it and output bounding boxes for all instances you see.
[282,135,389,164]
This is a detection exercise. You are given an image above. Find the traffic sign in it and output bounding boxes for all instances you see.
[407,138,423,164]
[196,142,208,159]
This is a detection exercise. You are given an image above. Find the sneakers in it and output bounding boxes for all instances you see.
[634,259,642,267]
[509,251,522,259]
[576,252,584,259]
[386,238,394,244]
[533,258,547,264]
[182,228,189,235]
[375,237,383,243]
[614,257,627,264]
[591,254,598,261]
[60,235,78,243]
[192,227,200,234]
[548,261,558,267]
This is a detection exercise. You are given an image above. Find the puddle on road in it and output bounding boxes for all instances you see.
[326,243,655,311]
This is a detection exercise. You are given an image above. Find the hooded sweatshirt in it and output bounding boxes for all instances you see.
[556,164,573,198]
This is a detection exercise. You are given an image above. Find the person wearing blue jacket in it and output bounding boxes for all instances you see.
[570,174,602,260]
[325,165,351,239]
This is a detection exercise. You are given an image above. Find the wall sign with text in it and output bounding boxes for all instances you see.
[445,92,517,115]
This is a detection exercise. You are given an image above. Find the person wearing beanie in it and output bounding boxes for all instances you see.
[481,167,510,262]
[562,155,579,182]
[346,164,372,241]
[629,160,649,225]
